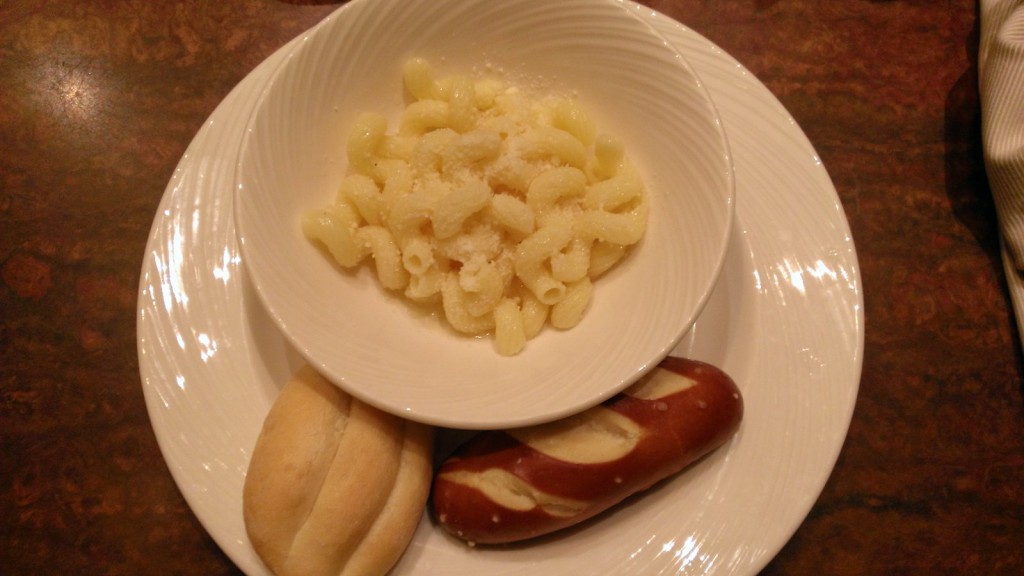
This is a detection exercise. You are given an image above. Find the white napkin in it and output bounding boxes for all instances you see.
[980,0,1024,348]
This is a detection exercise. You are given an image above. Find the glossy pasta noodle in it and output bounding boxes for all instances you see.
[302,58,649,356]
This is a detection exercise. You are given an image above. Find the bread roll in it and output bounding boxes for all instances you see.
[432,357,743,544]
[243,365,433,576]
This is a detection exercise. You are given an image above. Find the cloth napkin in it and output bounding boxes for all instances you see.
[980,0,1024,349]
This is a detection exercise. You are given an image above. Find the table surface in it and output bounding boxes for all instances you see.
[2,1,1021,574]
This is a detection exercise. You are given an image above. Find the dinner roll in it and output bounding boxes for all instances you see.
[243,365,433,576]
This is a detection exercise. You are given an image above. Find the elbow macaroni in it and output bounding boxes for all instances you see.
[303,58,648,355]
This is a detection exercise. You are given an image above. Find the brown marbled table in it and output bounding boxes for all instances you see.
[2,1,1021,574]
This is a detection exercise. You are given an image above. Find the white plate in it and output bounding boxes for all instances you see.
[233,0,734,429]
[137,6,862,576]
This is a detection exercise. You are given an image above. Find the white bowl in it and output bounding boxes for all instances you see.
[234,0,734,429]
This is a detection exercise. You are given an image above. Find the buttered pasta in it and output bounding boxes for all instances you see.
[303,58,648,356]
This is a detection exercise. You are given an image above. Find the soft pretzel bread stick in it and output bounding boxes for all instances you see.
[431,357,743,544]
[243,365,433,576]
